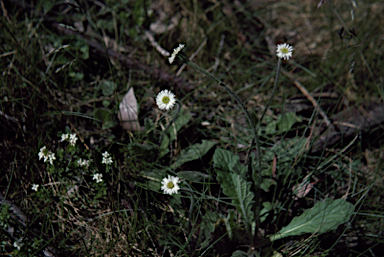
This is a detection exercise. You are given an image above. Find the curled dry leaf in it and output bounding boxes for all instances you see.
[118,87,141,132]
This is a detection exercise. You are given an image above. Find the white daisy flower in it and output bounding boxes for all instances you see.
[102,151,113,165]
[169,43,185,64]
[13,239,23,251]
[156,89,176,111]
[32,184,39,191]
[93,173,103,183]
[161,175,180,195]
[276,43,294,60]
[60,133,69,142]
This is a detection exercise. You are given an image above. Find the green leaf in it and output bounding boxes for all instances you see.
[173,140,216,169]
[139,169,166,192]
[198,211,222,248]
[213,148,247,176]
[225,209,236,239]
[167,110,192,142]
[216,171,254,229]
[269,198,355,241]
[159,134,170,158]
[277,112,302,132]
[101,81,116,96]
[260,178,277,192]
[213,148,254,228]
[94,108,110,122]
[176,171,210,182]
[262,112,302,134]
[231,250,248,257]
[128,143,159,163]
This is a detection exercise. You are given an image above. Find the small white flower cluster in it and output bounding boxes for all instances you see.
[13,239,23,251]
[169,43,185,64]
[93,173,103,183]
[101,151,113,165]
[276,43,294,60]
[161,175,180,195]
[156,89,176,111]
[77,158,90,169]
[38,146,56,165]
[60,133,78,146]
[32,184,39,191]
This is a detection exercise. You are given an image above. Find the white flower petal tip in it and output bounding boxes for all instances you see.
[169,43,185,64]
[156,89,176,111]
[276,43,294,60]
[161,175,180,195]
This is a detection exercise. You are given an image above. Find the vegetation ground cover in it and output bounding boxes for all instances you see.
[1,0,384,256]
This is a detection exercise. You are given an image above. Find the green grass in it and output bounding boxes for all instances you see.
[1,0,384,256]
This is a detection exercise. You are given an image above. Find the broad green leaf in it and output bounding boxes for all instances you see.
[261,112,302,134]
[213,148,247,176]
[94,108,115,129]
[277,112,302,132]
[197,211,222,248]
[260,201,273,223]
[231,250,248,257]
[173,140,217,169]
[100,80,116,96]
[260,178,277,192]
[216,171,254,228]
[176,171,210,182]
[269,198,354,241]
[213,148,254,228]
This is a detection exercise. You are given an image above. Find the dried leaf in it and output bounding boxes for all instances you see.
[118,88,141,131]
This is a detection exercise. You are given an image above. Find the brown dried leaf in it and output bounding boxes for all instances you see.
[118,88,141,132]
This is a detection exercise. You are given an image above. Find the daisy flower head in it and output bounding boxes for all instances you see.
[161,175,180,195]
[276,43,294,60]
[102,151,113,165]
[93,173,103,183]
[169,43,186,64]
[156,89,176,111]
[32,184,39,191]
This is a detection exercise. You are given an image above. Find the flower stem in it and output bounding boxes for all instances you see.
[186,60,260,236]
[186,60,258,149]
[252,58,282,246]
[158,101,181,146]
[180,187,195,229]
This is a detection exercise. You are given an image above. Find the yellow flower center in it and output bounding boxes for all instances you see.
[162,96,170,104]
[281,48,289,54]
[167,181,174,189]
